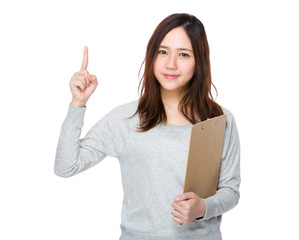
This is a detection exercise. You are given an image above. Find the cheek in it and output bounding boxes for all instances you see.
[154,58,163,71]
[153,59,163,77]
[182,63,195,78]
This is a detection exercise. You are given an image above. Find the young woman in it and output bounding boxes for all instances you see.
[55,13,240,240]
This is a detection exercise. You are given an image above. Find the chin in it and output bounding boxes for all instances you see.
[160,84,185,93]
[157,78,187,92]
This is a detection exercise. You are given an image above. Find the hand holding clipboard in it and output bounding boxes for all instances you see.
[175,115,227,225]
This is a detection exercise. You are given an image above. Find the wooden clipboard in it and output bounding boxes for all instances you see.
[183,115,227,199]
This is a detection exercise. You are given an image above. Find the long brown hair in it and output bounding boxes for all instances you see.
[130,13,223,132]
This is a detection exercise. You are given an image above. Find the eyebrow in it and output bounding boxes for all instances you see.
[160,45,193,52]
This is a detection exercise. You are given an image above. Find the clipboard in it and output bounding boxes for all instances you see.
[183,115,227,199]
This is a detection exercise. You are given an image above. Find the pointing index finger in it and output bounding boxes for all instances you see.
[81,45,88,71]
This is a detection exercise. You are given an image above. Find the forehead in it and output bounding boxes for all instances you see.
[160,26,192,49]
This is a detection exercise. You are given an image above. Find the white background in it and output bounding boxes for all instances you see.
[1,0,298,239]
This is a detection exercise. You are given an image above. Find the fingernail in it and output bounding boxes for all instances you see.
[176,196,181,201]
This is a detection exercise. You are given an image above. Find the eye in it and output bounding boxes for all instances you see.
[158,50,167,55]
[180,53,190,57]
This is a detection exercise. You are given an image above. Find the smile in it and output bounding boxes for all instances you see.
[163,74,179,79]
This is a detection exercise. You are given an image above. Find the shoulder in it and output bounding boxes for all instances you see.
[111,99,139,113]
[90,99,139,135]
[219,105,239,131]
[219,105,239,137]
[107,99,139,119]
[99,99,139,130]
[220,105,236,123]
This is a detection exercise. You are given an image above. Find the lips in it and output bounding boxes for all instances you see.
[163,74,179,79]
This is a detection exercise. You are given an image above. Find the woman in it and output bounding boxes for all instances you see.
[55,13,240,240]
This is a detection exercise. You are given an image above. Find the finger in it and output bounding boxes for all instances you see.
[171,209,183,219]
[87,75,97,88]
[87,74,96,87]
[83,70,88,83]
[80,45,88,71]
[73,71,88,77]
[73,80,85,91]
[176,192,195,202]
[88,74,97,83]
[171,201,184,212]
[72,79,86,91]
[172,209,186,225]
[82,76,88,88]
[72,75,87,88]
[86,74,91,88]
[174,199,186,208]
[174,216,184,225]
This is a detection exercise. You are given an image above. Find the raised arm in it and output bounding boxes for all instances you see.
[54,46,102,177]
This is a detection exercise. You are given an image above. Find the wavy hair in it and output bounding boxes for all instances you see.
[130,13,223,132]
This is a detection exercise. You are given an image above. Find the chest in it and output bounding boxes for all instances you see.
[120,125,192,175]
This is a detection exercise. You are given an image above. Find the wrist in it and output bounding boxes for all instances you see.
[71,99,86,108]
[196,198,207,219]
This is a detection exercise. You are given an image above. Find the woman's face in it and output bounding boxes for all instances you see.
[154,26,195,96]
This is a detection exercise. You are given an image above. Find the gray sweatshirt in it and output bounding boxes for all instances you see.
[54,99,240,240]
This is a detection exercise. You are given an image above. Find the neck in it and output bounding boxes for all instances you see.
[160,88,185,108]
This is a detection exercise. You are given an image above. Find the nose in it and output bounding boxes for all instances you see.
[165,55,178,70]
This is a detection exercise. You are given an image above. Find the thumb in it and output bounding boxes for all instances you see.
[175,192,194,201]
[89,74,97,83]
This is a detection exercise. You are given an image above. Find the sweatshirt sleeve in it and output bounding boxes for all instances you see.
[197,109,241,221]
[54,103,130,178]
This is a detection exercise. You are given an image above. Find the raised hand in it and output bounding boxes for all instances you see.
[69,46,98,108]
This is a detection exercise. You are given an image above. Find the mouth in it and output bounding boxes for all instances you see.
[163,74,179,80]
